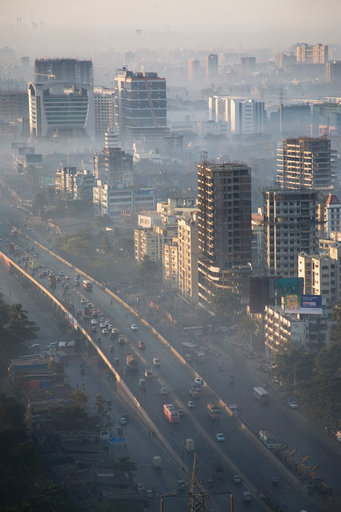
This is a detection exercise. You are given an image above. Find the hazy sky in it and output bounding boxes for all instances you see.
[1,0,341,53]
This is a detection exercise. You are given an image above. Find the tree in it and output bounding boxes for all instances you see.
[208,289,241,318]
[4,304,39,344]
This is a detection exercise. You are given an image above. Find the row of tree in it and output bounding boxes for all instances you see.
[0,293,39,360]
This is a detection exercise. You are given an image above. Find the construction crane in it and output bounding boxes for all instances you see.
[285,449,297,467]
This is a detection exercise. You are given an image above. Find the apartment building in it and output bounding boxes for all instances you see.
[264,189,318,277]
[209,96,266,135]
[277,137,333,191]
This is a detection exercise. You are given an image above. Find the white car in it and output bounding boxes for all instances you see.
[80,298,86,304]
[131,323,138,331]
[99,322,106,328]
[216,432,225,442]
[194,377,203,386]
[153,357,160,367]
[90,319,98,325]
[101,328,109,335]
[187,401,196,408]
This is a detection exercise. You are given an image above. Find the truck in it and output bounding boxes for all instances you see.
[207,402,221,421]
[254,386,270,404]
[163,403,180,423]
[83,280,93,291]
[48,273,56,289]
[259,430,277,449]
[126,353,138,371]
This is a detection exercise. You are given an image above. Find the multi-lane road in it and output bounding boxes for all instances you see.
[0,199,340,512]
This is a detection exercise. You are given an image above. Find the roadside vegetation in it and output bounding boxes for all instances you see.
[272,331,341,430]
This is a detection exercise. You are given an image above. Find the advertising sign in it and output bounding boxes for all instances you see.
[284,294,322,315]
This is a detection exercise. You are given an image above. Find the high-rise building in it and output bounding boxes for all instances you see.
[197,160,252,305]
[277,137,333,191]
[0,90,28,123]
[114,67,167,146]
[188,59,201,81]
[206,54,218,80]
[264,189,319,277]
[177,217,199,303]
[296,43,328,65]
[326,60,341,88]
[28,58,94,137]
[94,86,115,135]
[209,96,266,135]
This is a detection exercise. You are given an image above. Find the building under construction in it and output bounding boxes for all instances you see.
[113,67,168,147]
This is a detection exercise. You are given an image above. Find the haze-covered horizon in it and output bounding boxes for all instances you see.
[1,0,341,56]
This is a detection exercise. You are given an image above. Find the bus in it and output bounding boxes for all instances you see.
[163,403,180,423]
[253,386,270,404]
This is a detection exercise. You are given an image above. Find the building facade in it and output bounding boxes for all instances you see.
[264,305,331,357]
[264,189,319,277]
[94,86,115,135]
[177,217,199,303]
[298,243,341,305]
[28,58,95,138]
[296,43,328,65]
[209,96,266,135]
[277,137,333,191]
[114,67,167,146]
[93,182,156,221]
[197,161,252,305]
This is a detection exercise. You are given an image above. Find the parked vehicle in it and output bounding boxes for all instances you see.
[253,386,270,404]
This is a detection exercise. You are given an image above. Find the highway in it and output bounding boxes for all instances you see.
[0,198,340,512]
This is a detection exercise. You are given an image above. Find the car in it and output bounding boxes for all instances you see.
[241,490,252,503]
[187,401,196,408]
[90,319,98,325]
[288,397,298,409]
[153,357,160,367]
[146,489,154,499]
[80,298,86,304]
[145,369,152,378]
[131,323,138,331]
[136,483,144,492]
[59,271,64,276]
[99,322,106,329]
[108,324,113,330]
[160,387,168,396]
[216,433,225,442]
[55,276,61,282]
[65,275,70,281]
[232,474,241,484]
[194,377,203,386]
[101,328,109,335]
[138,340,145,350]
[119,417,127,425]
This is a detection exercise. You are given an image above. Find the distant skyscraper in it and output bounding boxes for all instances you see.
[209,96,266,135]
[188,59,201,81]
[94,86,115,135]
[277,137,333,191]
[114,67,167,146]
[197,160,252,305]
[326,60,341,88]
[296,43,328,64]
[264,189,318,277]
[206,54,218,80]
[28,58,94,137]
